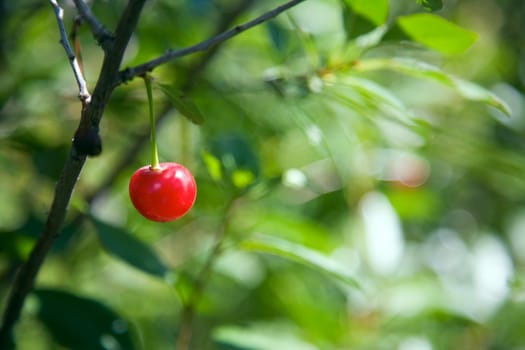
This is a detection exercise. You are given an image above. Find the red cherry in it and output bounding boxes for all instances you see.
[129,162,197,222]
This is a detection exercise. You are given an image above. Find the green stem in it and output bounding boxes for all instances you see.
[180,118,190,167]
[144,74,160,169]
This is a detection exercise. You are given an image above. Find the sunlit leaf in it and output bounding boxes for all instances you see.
[397,13,477,55]
[92,217,168,278]
[202,150,223,181]
[353,58,511,116]
[452,79,512,114]
[232,169,256,189]
[34,289,135,350]
[323,74,422,134]
[386,186,441,220]
[342,76,404,108]
[344,0,388,25]
[337,75,415,125]
[156,83,204,124]
[241,234,359,287]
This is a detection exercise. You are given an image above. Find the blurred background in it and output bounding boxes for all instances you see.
[1,0,525,349]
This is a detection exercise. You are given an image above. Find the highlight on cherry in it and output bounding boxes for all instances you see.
[129,74,197,222]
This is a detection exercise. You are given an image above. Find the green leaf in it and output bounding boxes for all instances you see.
[451,78,512,114]
[338,75,415,125]
[267,20,291,53]
[33,289,135,350]
[342,76,404,108]
[386,186,440,220]
[231,169,256,189]
[342,2,377,40]
[324,73,424,134]
[92,217,168,278]
[343,0,389,25]
[416,0,443,11]
[202,150,223,181]
[240,234,359,288]
[397,13,477,55]
[354,58,512,116]
[156,83,204,124]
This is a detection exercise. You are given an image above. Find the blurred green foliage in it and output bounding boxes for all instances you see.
[1,0,525,349]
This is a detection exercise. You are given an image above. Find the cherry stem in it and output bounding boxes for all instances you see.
[143,74,160,170]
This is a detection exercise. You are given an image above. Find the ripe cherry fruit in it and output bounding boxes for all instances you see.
[130,74,196,222]
[129,162,197,222]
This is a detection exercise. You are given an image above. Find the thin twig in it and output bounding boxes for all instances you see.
[71,0,113,50]
[119,0,308,83]
[178,0,256,89]
[49,0,91,103]
[71,16,85,75]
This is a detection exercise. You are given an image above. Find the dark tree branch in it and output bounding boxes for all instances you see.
[71,0,113,50]
[49,0,91,103]
[119,0,308,83]
[89,0,146,127]
[0,0,147,346]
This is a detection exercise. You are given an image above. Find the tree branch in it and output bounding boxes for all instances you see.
[90,0,146,126]
[0,0,147,346]
[49,0,91,103]
[119,0,308,83]
[71,0,113,50]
